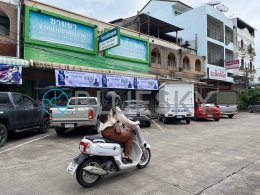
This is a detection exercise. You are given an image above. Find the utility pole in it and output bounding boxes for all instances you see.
[16,0,21,58]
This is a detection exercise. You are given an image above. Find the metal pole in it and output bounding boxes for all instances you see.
[16,0,21,58]
[147,12,150,36]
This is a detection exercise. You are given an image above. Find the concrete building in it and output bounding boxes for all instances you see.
[232,18,256,90]
[110,14,205,82]
[140,0,235,90]
[0,1,18,57]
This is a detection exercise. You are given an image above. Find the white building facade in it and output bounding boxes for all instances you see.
[141,0,235,90]
[232,18,256,89]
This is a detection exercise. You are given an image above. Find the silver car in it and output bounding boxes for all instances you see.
[122,100,151,127]
[248,101,260,113]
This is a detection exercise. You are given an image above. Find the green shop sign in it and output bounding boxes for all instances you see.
[24,6,97,54]
[105,33,150,64]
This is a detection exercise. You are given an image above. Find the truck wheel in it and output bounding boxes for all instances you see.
[0,123,8,148]
[92,119,100,134]
[186,118,191,124]
[55,127,66,136]
[228,115,234,118]
[162,116,168,124]
[158,114,162,121]
[38,117,49,134]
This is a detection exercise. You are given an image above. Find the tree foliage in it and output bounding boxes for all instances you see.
[239,89,260,110]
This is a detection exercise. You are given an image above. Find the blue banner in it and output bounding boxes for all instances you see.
[107,35,148,62]
[28,11,95,50]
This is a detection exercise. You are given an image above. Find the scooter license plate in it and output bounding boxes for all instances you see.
[67,161,78,175]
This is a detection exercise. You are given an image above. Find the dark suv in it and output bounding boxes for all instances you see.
[0,92,49,147]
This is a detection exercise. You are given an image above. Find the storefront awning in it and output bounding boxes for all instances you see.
[31,60,157,79]
[0,56,30,66]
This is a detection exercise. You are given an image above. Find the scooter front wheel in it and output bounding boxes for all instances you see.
[137,148,151,169]
[76,158,101,188]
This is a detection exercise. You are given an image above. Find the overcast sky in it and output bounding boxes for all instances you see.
[29,0,259,67]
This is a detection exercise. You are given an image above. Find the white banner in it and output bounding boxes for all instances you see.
[208,67,227,81]
[136,78,158,90]
[55,70,101,88]
[101,74,135,89]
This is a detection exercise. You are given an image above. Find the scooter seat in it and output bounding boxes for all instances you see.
[84,135,125,148]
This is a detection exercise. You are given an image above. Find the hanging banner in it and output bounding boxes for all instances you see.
[208,67,227,81]
[226,60,240,69]
[101,74,135,89]
[55,69,158,90]
[136,78,158,90]
[0,65,22,85]
[55,70,101,88]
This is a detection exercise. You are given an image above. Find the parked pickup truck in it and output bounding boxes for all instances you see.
[50,97,101,135]
[209,91,239,118]
[0,92,50,147]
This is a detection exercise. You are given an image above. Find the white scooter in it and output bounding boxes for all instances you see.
[67,125,151,188]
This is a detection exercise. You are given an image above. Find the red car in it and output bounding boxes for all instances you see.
[194,102,220,121]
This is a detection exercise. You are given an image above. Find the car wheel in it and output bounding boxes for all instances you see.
[92,119,100,134]
[146,122,151,127]
[158,114,162,121]
[38,117,49,134]
[186,118,191,124]
[214,118,220,121]
[55,127,66,136]
[0,123,8,148]
[250,108,254,113]
[162,116,168,124]
[228,115,234,118]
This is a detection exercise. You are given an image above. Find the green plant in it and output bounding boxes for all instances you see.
[239,89,260,110]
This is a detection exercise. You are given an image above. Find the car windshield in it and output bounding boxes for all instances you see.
[0,94,10,105]
[69,98,97,105]
[124,101,146,109]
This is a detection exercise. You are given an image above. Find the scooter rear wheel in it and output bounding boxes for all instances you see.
[137,148,151,169]
[76,158,101,188]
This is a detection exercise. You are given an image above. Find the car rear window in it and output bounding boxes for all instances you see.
[0,94,10,104]
[69,98,97,105]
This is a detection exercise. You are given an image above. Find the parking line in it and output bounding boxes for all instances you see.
[0,132,56,154]
[152,120,164,131]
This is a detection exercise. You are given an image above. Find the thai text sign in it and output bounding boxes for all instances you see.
[99,28,119,51]
[28,10,95,50]
[226,60,240,69]
[208,67,227,81]
[106,35,149,63]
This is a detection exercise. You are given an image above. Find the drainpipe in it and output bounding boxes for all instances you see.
[16,0,21,58]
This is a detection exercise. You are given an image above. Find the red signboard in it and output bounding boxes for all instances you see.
[225,60,240,69]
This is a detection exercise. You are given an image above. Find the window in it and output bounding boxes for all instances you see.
[207,15,224,42]
[195,59,202,72]
[167,53,176,68]
[250,61,253,72]
[183,56,190,70]
[225,26,233,45]
[258,77,260,82]
[12,94,23,106]
[0,10,10,36]
[22,96,34,107]
[225,49,233,62]
[207,41,224,67]
[0,93,10,104]
[151,48,161,66]
[241,40,244,49]
[241,59,244,70]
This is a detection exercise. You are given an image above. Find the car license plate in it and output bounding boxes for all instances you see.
[176,116,183,119]
[65,123,74,128]
[67,161,78,175]
[208,115,212,117]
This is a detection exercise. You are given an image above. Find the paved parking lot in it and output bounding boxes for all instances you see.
[1,112,260,195]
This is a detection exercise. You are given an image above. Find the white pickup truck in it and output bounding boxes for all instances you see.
[210,91,238,118]
[50,97,101,135]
